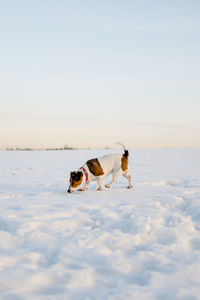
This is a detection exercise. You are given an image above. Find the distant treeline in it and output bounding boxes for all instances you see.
[5,145,78,151]
[5,145,110,151]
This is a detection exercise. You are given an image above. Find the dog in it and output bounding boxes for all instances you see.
[67,143,132,193]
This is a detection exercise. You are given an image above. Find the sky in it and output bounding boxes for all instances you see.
[0,0,200,149]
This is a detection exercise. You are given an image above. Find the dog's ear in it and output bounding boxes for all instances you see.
[70,171,76,178]
[76,171,83,180]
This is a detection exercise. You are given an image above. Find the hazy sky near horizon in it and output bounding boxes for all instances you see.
[0,0,200,149]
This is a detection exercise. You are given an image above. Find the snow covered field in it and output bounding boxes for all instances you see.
[0,148,200,300]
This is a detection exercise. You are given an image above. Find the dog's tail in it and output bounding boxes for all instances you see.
[116,142,129,158]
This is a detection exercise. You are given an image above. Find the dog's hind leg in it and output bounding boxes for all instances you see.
[105,170,122,189]
[122,171,133,189]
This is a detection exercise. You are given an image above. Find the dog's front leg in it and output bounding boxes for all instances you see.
[78,182,89,191]
[97,178,103,191]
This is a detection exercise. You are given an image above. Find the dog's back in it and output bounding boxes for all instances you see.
[98,154,124,176]
[99,147,129,175]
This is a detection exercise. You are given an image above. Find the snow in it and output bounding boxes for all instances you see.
[0,148,200,300]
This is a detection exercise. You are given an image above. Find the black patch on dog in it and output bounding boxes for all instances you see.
[70,171,83,187]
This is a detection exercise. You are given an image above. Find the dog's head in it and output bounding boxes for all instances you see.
[68,171,83,193]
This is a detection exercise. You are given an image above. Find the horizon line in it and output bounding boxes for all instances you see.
[1,146,200,151]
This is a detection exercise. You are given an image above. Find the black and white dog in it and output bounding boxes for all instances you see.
[68,143,132,193]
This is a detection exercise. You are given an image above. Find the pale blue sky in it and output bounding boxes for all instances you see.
[0,0,200,148]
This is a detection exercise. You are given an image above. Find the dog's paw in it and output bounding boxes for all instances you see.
[127,185,133,189]
[105,184,110,189]
[78,188,85,191]
[97,187,103,191]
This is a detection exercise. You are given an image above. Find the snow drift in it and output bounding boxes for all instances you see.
[0,148,200,300]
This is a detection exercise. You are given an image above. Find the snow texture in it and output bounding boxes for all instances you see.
[0,148,200,300]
